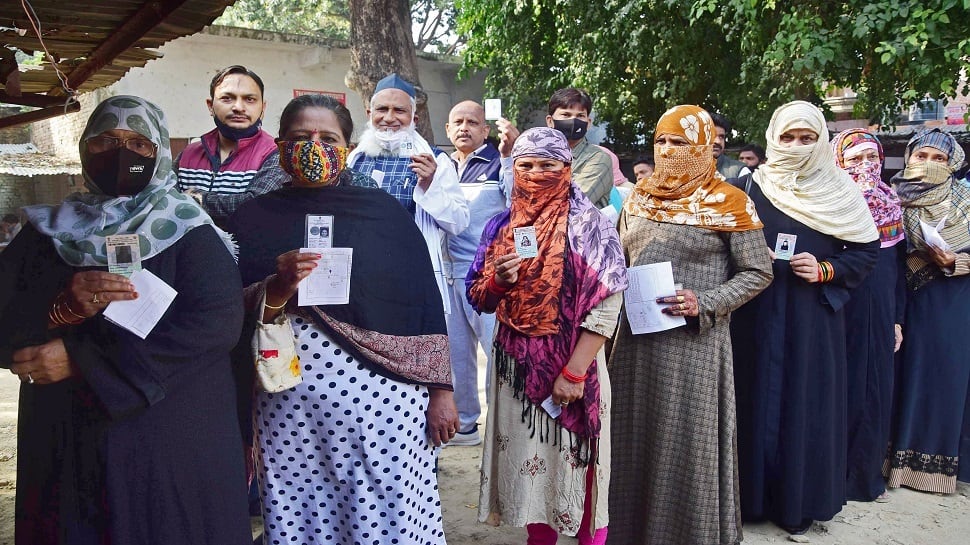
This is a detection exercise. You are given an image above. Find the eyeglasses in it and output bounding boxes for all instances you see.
[86,135,157,158]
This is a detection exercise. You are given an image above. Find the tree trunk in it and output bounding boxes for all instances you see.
[346,0,434,143]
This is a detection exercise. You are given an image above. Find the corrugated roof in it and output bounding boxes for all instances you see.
[0,0,236,126]
[0,143,81,176]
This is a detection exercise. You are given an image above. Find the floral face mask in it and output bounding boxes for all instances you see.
[277,140,348,186]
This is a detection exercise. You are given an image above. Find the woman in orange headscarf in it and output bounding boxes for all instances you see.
[607,105,773,545]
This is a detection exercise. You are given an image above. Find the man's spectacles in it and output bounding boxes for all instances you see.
[87,135,157,158]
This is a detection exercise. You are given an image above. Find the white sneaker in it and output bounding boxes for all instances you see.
[447,428,482,446]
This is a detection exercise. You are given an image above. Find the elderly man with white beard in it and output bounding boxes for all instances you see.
[348,73,469,314]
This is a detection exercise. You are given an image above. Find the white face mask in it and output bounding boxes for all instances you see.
[373,127,412,152]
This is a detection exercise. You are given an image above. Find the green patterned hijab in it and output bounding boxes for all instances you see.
[22,95,234,266]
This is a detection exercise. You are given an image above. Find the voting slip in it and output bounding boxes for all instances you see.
[305,215,334,249]
[103,269,177,339]
[484,98,502,121]
[623,262,686,335]
[297,247,353,306]
[920,217,949,251]
[513,226,538,258]
[370,169,386,188]
[774,233,797,260]
[398,136,416,158]
[541,396,562,419]
[106,234,142,277]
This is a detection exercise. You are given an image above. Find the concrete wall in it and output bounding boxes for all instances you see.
[33,26,488,159]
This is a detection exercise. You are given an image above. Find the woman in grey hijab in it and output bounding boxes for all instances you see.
[0,95,250,545]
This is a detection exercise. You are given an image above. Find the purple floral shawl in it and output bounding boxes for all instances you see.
[467,184,628,445]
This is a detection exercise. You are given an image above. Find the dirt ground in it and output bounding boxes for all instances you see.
[0,360,967,545]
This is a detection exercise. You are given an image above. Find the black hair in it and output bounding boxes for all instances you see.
[632,156,655,168]
[209,65,265,98]
[710,113,732,134]
[278,94,354,144]
[739,144,766,162]
[548,87,593,116]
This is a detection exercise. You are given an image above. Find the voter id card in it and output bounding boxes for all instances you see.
[484,98,502,121]
[305,215,334,249]
[398,136,416,158]
[774,233,796,260]
[106,234,142,277]
[514,226,538,258]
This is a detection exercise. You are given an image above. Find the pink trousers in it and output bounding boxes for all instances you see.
[525,464,607,545]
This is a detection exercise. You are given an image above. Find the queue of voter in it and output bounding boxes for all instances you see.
[0,66,968,545]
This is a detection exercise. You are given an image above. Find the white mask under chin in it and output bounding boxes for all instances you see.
[374,128,412,152]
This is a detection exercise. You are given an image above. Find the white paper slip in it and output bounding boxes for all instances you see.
[599,204,620,224]
[370,169,385,188]
[540,395,562,419]
[624,262,686,335]
[103,269,177,339]
[484,98,502,121]
[919,217,949,251]
[774,233,797,260]
[513,226,538,258]
[297,247,353,306]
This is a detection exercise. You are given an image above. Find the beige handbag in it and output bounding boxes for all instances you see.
[252,288,302,393]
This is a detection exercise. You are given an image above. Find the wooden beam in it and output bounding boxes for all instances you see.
[48,0,190,97]
[0,91,73,108]
[0,102,81,130]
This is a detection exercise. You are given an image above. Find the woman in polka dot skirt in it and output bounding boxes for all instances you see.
[466,127,628,544]
[230,94,459,545]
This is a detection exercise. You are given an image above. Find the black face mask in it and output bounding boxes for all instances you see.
[85,148,156,197]
[552,117,589,141]
[214,115,262,141]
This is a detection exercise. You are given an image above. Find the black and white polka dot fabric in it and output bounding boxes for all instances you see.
[255,316,447,544]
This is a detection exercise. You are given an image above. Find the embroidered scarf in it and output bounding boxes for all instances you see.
[832,128,904,247]
[753,101,878,243]
[625,105,763,232]
[466,183,628,446]
[21,95,234,266]
[891,129,970,290]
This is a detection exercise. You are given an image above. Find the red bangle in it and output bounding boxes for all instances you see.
[561,367,588,383]
[487,275,510,296]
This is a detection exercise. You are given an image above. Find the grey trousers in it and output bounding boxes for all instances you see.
[445,276,496,433]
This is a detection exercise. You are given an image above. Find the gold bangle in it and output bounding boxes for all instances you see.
[61,296,86,321]
[264,297,288,310]
[58,302,80,325]
[51,301,78,326]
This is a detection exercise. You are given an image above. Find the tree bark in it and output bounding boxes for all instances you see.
[346,0,434,143]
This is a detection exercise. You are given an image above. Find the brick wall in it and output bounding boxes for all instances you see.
[30,90,106,159]
[0,174,81,217]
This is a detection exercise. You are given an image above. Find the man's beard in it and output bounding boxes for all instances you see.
[356,121,419,157]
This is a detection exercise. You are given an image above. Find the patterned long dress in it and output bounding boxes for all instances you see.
[606,217,773,545]
[478,292,621,536]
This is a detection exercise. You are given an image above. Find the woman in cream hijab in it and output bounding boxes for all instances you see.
[731,101,880,536]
